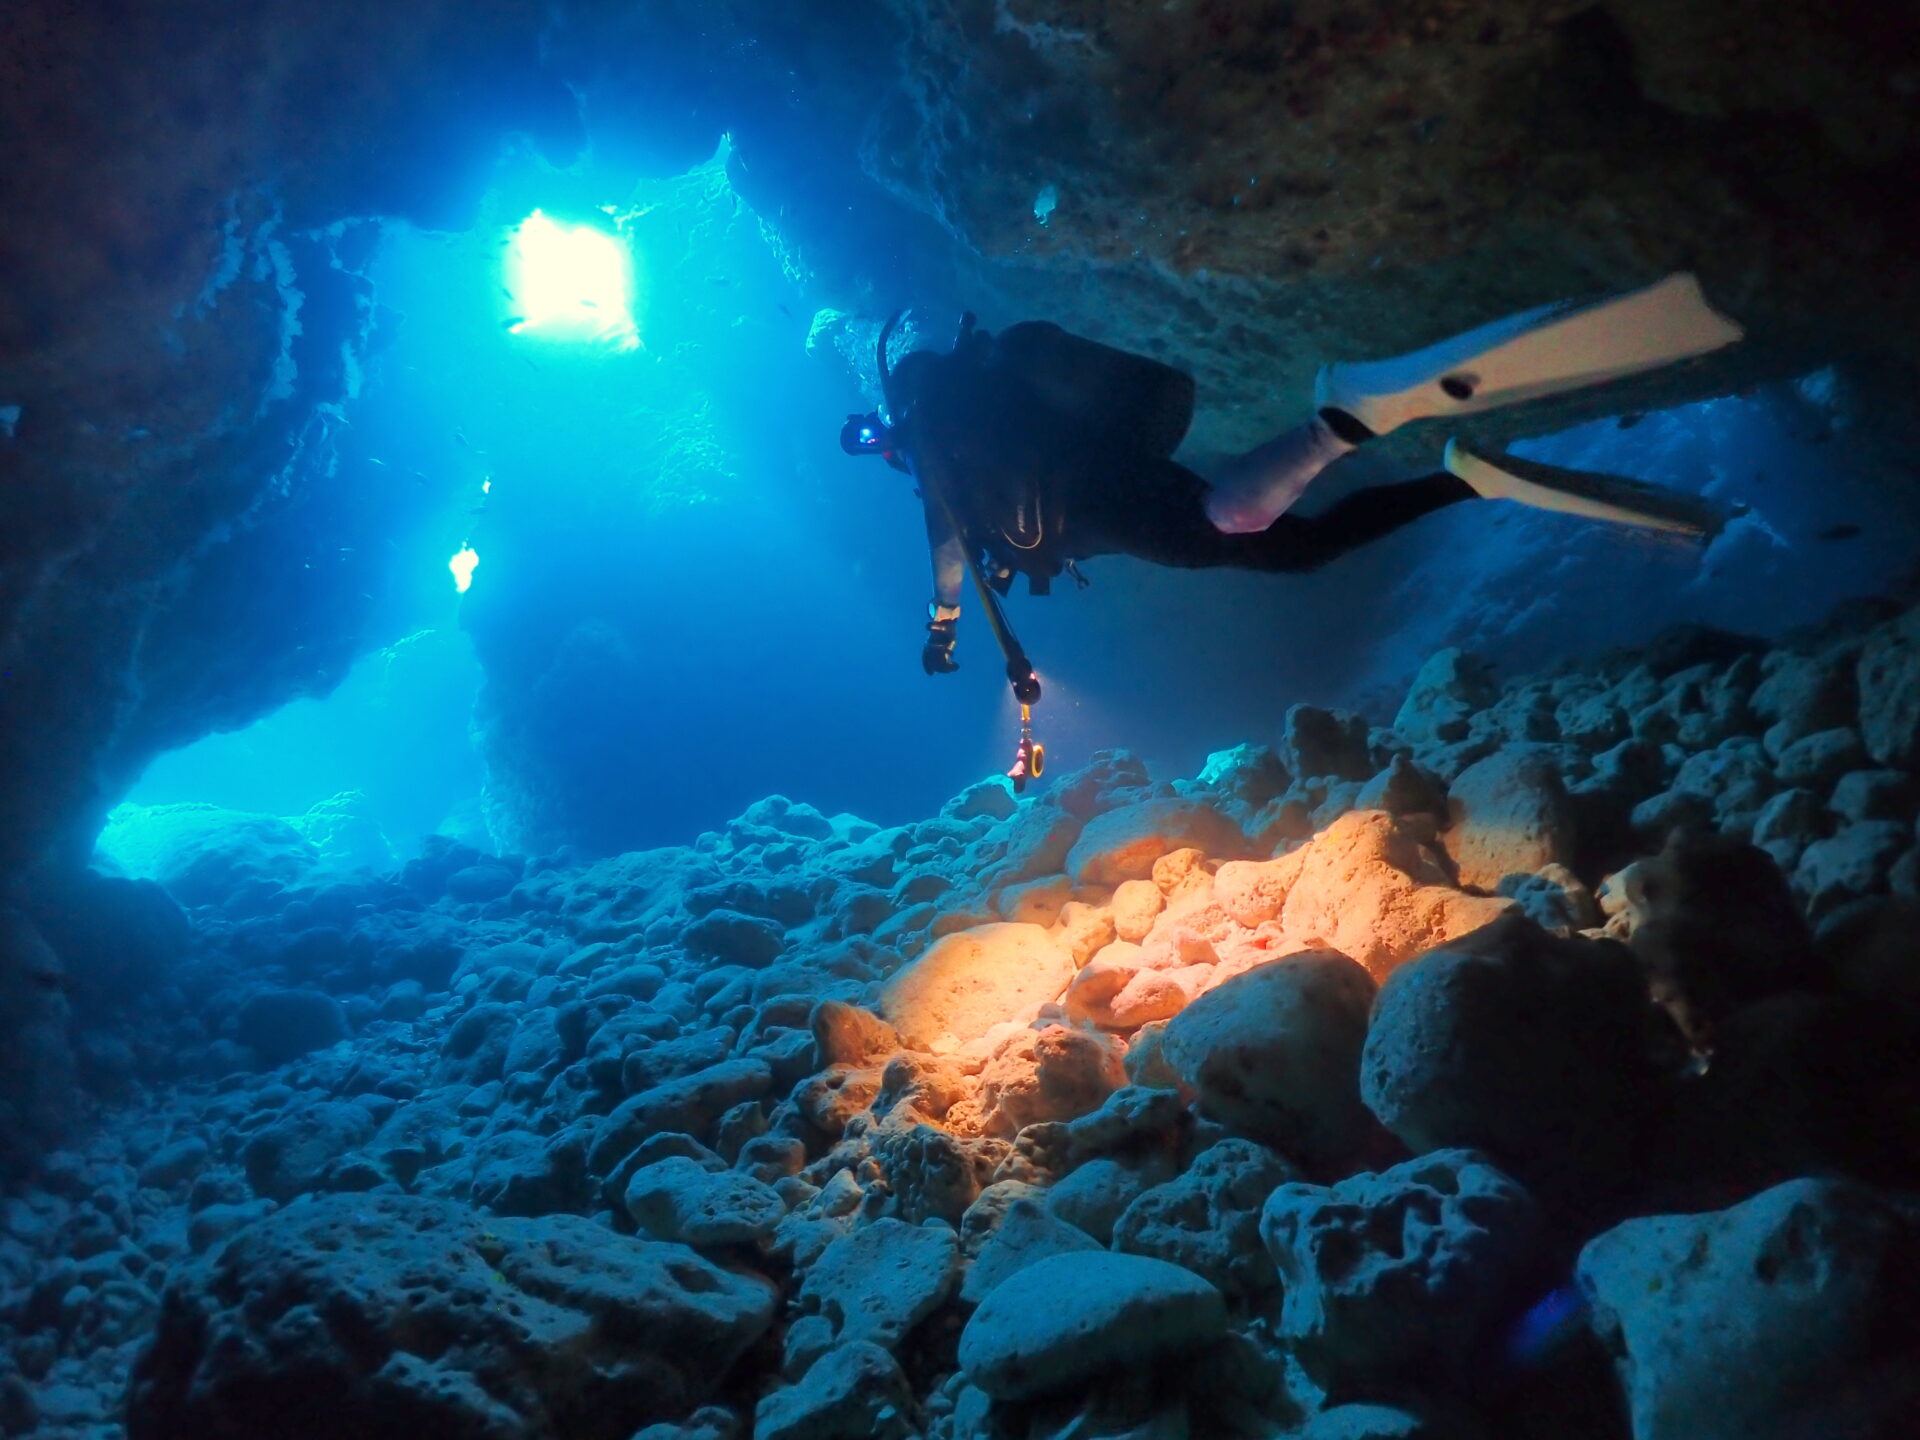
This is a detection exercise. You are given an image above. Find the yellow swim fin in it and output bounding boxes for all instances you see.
[1318,273,1745,437]
[1444,440,1727,540]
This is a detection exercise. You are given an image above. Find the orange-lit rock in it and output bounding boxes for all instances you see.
[953,1024,1128,1137]
[1270,811,1514,981]
[879,923,1075,1050]
[811,1001,901,1068]
[1109,879,1165,942]
[1151,847,1215,899]
[1066,803,1247,887]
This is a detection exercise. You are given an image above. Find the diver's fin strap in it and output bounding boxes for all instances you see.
[1317,273,1744,437]
[1444,440,1726,539]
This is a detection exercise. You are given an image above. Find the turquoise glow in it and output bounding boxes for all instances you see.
[504,210,639,351]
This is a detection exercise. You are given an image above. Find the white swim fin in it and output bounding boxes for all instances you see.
[1317,273,1744,437]
[1444,439,1726,539]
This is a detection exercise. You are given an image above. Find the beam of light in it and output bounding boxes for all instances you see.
[449,547,479,594]
[503,210,640,351]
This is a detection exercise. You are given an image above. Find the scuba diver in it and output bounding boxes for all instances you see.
[840,272,1743,680]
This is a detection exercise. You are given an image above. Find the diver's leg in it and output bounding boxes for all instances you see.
[1114,468,1476,573]
[1202,412,1366,534]
[1243,472,1478,571]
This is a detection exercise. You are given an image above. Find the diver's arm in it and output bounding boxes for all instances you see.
[919,485,964,674]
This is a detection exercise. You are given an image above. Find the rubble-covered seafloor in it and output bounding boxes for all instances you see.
[8,597,1920,1440]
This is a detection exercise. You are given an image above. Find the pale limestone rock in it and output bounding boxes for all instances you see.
[879,924,1074,1050]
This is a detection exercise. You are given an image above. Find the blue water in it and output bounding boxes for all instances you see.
[120,141,1920,867]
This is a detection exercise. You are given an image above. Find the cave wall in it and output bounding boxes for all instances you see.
[3,0,1919,1161]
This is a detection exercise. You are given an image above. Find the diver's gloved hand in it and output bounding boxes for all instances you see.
[922,604,961,675]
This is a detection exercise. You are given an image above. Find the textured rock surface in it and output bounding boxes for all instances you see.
[1160,953,1379,1172]
[1361,912,1663,1209]
[1261,1149,1547,1390]
[125,1193,778,1440]
[958,1251,1228,1402]
[879,924,1073,1049]
[1444,748,1576,891]
[1578,1178,1920,1440]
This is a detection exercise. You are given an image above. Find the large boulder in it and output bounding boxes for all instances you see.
[1394,649,1498,747]
[240,1100,376,1202]
[1160,952,1379,1173]
[1856,605,1920,770]
[1577,1178,1920,1440]
[1443,747,1575,892]
[797,1218,959,1350]
[1112,1138,1297,1298]
[234,988,350,1068]
[1620,828,1823,1045]
[1261,1149,1546,1391]
[1212,811,1512,981]
[878,923,1074,1050]
[1360,913,1663,1210]
[623,1155,787,1248]
[956,1024,1127,1137]
[95,803,321,910]
[125,1193,779,1440]
[1065,799,1248,886]
[958,1251,1228,1403]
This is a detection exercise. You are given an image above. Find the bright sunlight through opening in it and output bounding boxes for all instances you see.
[449,547,479,594]
[504,210,640,351]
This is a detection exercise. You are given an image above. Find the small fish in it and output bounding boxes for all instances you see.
[579,299,599,308]
[367,457,387,468]
[1815,523,1861,542]
[777,303,793,318]
[1616,412,1645,430]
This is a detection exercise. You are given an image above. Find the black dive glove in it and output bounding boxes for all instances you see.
[922,604,961,675]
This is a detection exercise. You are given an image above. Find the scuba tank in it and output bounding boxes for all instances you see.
[988,321,1197,461]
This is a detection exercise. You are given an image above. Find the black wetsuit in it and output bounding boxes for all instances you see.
[888,323,1474,594]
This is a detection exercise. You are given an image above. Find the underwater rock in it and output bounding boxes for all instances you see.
[1282,705,1374,784]
[1160,952,1377,1174]
[958,1250,1227,1403]
[1044,1153,1176,1246]
[234,987,350,1067]
[796,1217,959,1350]
[1238,811,1513,981]
[1065,798,1247,886]
[961,1194,1102,1304]
[757,1340,915,1440]
[1361,913,1662,1210]
[1394,649,1499,748]
[1795,819,1913,919]
[95,803,322,911]
[588,1058,775,1173]
[1646,994,1920,1205]
[1261,1149,1546,1392]
[624,1155,786,1248]
[1623,829,1823,1045]
[240,1100,376,1202]
[1443,747,1575,892]
[957,1024,1126,1138]
[1112,1137,1296,1299]
[1856,606,1920,770]
[1773,725,1869,792]
[1578,1178,1920,1440]
[879,923,1074,1050]
[1497,863,1602,937]
[1354,753,1449,822]
[125,1193,778,1440]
